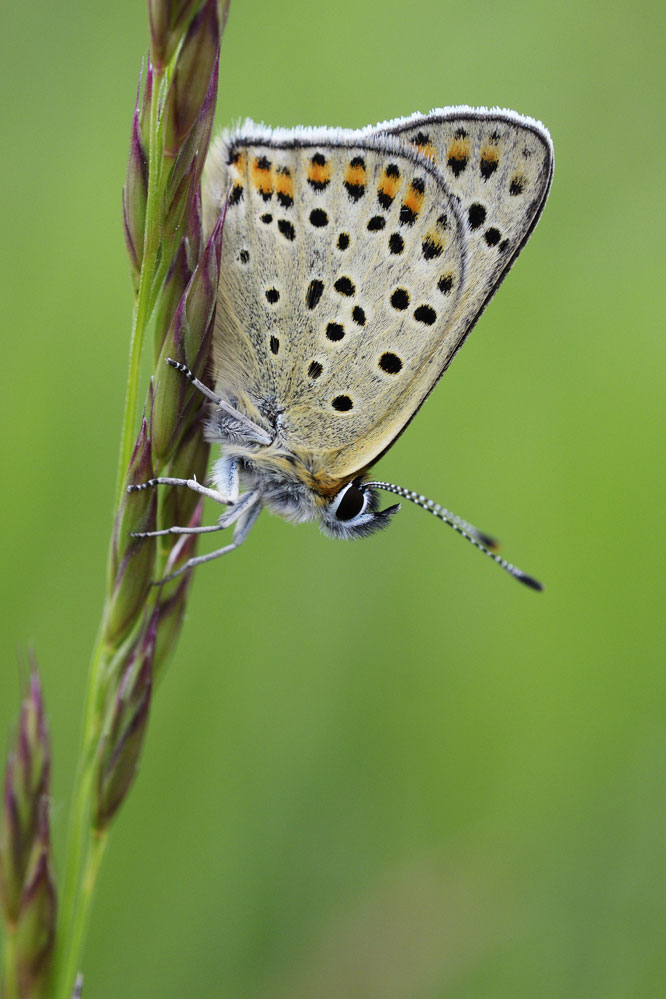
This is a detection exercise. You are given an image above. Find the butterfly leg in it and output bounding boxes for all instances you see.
[156,493,262,584]
[129,457,249,539]
[166,358,273,445]
[128,475,232,506]
[132,489,258,541]
[129,453,241,505]
[127,492,254,540]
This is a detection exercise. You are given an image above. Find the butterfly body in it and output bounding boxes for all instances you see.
[131,107,552,585]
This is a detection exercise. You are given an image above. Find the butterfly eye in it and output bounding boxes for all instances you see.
[334,482,367,521]
[321,482,398,539]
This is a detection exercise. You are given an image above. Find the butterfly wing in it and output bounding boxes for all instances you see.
[203,108,552,485]
[204,127,469,482]
[369,107,553,440]
[375,106,553,342]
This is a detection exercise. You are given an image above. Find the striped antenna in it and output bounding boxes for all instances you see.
[365,480,543,591]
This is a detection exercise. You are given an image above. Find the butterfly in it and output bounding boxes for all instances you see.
[130,106,553,588]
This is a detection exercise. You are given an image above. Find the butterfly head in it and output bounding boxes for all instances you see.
[319,479,400,539]
[236,454,400,537]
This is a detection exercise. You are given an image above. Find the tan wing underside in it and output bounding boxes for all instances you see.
[202,111,552,483]
[365,110,553,461]
[204,133,468,480]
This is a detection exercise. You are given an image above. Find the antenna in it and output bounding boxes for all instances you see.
[365,480,543,591]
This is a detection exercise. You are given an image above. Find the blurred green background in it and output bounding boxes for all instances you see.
[1,0,664,995]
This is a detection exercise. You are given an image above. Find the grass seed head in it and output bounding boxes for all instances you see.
[0,668,56,992]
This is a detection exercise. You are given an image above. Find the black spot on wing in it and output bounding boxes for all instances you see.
[310,208,328,227]
[447,154,468,177]
[391,288,410,310]
[277,219,295,241]
[326,322,345,342]
[468,203,486,230]
[399,204,417,225]
[229,184,243,205]
[306,279,324,309]
[414,305,436,325]
[334,277,355,297]
[379,352,402,374]
[388,233,404,254]
[422,237,442,260]
[480,155,498,180]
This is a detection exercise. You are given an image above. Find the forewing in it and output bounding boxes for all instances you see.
[204,127,468,479]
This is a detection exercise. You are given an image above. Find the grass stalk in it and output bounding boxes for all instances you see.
[3,926,19,999]
[5,6,225,995]
[57,833,108,999]
[117,64,167,502]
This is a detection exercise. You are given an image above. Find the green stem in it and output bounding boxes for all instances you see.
[53,580,166,996]
[116,65,168,505]
[2,924,19,999]
[53,64,171,999]
[149,250,175,334]
[58,833,108,998]
[50,634,105,998]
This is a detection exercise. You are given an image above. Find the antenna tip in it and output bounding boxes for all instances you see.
[477,531,500,551]
[517,572,544,592]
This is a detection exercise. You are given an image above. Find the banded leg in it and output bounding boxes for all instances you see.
[128,476,233,506]
[157,495,262,584]
[130,490,257,539]
[166,358,273,445]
